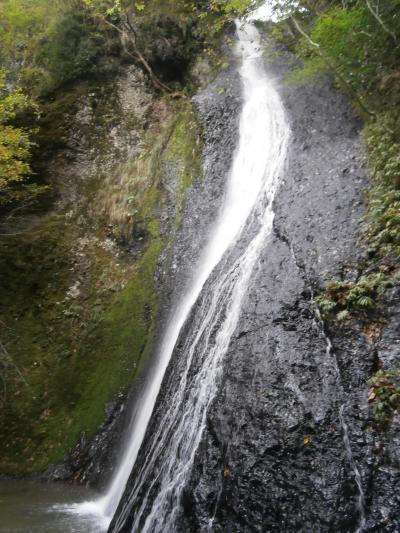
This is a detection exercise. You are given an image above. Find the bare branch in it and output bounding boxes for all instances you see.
[0,340,30,390]
[291,16,320,48]
[92,11,185,97]
[124,12,138,43]
[291,16,377,120]
[366,0,397,43]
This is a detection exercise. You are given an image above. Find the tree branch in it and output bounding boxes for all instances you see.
[291,16,320,48]
[0,340,30,391]
[291,16,376,119]
[93,11,184,97]
[365,0,397,43]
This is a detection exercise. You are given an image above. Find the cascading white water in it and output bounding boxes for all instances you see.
[339,404,367,533]
[111,20,290,533]
[70,12,290,532]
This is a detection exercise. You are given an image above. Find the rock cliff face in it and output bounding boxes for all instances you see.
[178,56,400,532]
[0,55,208,477]
[109,44,400,532]
[10,14,396,529]
[44,61,242,489]
[108,55,243,533]
[180,60,372,531]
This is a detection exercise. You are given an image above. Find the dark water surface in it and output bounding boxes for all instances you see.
[0,481,101,532]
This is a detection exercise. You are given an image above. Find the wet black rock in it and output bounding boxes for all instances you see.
[108,62,243,533]
[176,53,400,532]
[109,38,399,533]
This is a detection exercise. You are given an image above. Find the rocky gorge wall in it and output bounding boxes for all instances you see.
[109,37,400,533]
[0,0,241,485]
[46,58,243,489]
[178,50,400,532]
[1,9,399,531]
[0,58,207,480]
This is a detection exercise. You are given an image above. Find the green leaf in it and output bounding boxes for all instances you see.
[336,309,349,322]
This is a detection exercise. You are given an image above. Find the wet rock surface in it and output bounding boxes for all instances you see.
[108,64,243,532]
[177,58,399,532]
[111,52,400,531]
[94,42,399,533]
[156,63,242,319]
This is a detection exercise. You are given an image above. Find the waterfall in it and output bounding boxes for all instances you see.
[71,13,290,532]
[111,21,290,532]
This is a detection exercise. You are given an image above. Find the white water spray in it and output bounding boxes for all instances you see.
[70,13,290,532]
[112,21,289,533]
[339,404,367,533]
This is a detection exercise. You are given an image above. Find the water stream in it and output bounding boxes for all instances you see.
[106,18,290,533]
[339,404,367,533]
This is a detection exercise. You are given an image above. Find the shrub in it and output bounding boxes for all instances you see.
[41,10,114,90]
[368,369,400,429]
[315,273,391,320]
[0,69,42,208]
[362,116,400,260]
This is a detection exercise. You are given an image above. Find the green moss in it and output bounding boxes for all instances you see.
[0,195,163,474]
[165,104,203,223]
[47,230,163,460]
[0,8,207,471]
[0,122,167,473]
[0,218,74,472]
[0,90,205,475]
